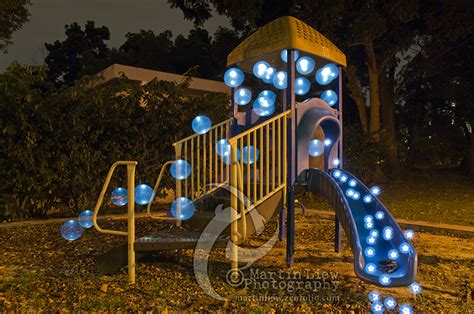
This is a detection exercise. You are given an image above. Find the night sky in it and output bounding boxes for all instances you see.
[0,0,229,71]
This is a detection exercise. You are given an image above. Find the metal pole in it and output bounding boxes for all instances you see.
[230,144,239,280]
[286,49,296,268]
[127,164,136,284]
[334,67,343,252]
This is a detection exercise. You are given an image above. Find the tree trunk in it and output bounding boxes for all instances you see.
[364,39,381,140]
[345,66,368,134]
[379,67,403,177]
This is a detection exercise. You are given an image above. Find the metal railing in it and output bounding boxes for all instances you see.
[92,160,137,284]
[173,118,232,203]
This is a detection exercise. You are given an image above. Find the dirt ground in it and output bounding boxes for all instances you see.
[0,213,473,312]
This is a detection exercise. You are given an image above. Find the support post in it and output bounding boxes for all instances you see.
[127,164,136,284]
[230,145,239,281]
[175,144,182,227]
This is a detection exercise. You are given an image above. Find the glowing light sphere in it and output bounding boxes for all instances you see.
[339,175,348,183]
[61,220,83,241]
[368,290,381,303]
[222,147,240,165]
[365,263,377,274]
[111,187,128,206]
[315,63,339,85]
[363,195,373,204]
[333,170,342,178]
[273,71,288,89]
[258,90,276,107]
[170,159,192,180]
[296,56,315,75]
[370,229,380,238]
[192,115,212,134]
[253,99,275,117]
[365,247,376,257]
[346,188,355,198]
[309,139,324,157]
[365,221,374,230]
[135,184,154,205]
[370,185,382,196]
[216,139,230,157]
[224,67,244,88]
[352,191,361,200]
[170,197,196,220]
[253,61,270,79]
[364,215,374,224]
[383,226,394,241]
[348,179,357,187]
[404,229,415,240]
[242,145,260,164]
[375,211,385,220]
[409,282,422,295]
[281,49,299,62]
[367,235,377,245]
[388,249,400,260]
[399,242,411,254]
[262,67,276,83]
[379,274,392,286]
[234,88,252,106]
[333,158,341,166]
[384,296,397,310]
[371,302,384,314]
[78,210,93,228]
[399,304,413,314]
[295,77,311,95]
[321,90,338,106]
[324,139,332,146]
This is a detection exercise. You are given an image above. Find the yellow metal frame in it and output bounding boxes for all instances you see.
[92,160,137,284]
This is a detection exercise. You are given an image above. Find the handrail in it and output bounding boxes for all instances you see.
[93,161,137,236]
[232,161,247,241]
[172,118,232,147]
[146,160,177,220]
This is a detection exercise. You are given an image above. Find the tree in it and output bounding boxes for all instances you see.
[44,21,112,85]
[0,0,30,53]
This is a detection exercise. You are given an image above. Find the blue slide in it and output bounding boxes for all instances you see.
[304,168,417,287]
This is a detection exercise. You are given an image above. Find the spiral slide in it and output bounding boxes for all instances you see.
[301,167,417,287]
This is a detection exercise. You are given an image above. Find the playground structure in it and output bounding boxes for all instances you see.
[76,16,419,307]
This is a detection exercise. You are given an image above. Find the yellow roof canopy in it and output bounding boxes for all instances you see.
[227,16,346,72]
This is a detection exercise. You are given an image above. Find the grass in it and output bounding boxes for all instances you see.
[0,214,473,312]
[300,169,474,226]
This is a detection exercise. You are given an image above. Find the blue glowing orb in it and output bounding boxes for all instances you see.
[363,195,373,204]
[253,99,275,117]
[399,304,413,314]
[365,247,376,257]
[375,211,385,220]
[379,274,392,286]
[234,87,252,106]
[370,229,379,238]
[308,139,324,157]
[371,302,384,314]
[383,296,397,310]
[262,67,276,83]
[170,197,196,220]
[388,249,400,260]
[61,220,83,241]
[348,179,357,187]
[370,185,382,196]
[253,61,270,79]
[242,146,260,164]
[224,68,244,88]
[222,147,240,165]
[78,210,93,228]
[111,187,128,206]
[296,56,315,75]
[281,50,299,62]
[170,159,192,180]
[365,263,377,274]
[333,170,342,178]
[273,71,288,89]
[346,188,355,198]
[339,175,348,183]
[364,221,374,230]
[368,290,381,302]
[352,192,361,200]
[399,242,411,254]
[383,226,394,241]
[135,184,154,205]
[191,115,211,134]
[366,235,377,245]
[258,90,276,107]
[321,90,338,106]
[315,63,339,85]
[404,229,415,240]
[364,215,374,224]
[216,139,230,157]
[295,77,311,95]
[409,282,422,295]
